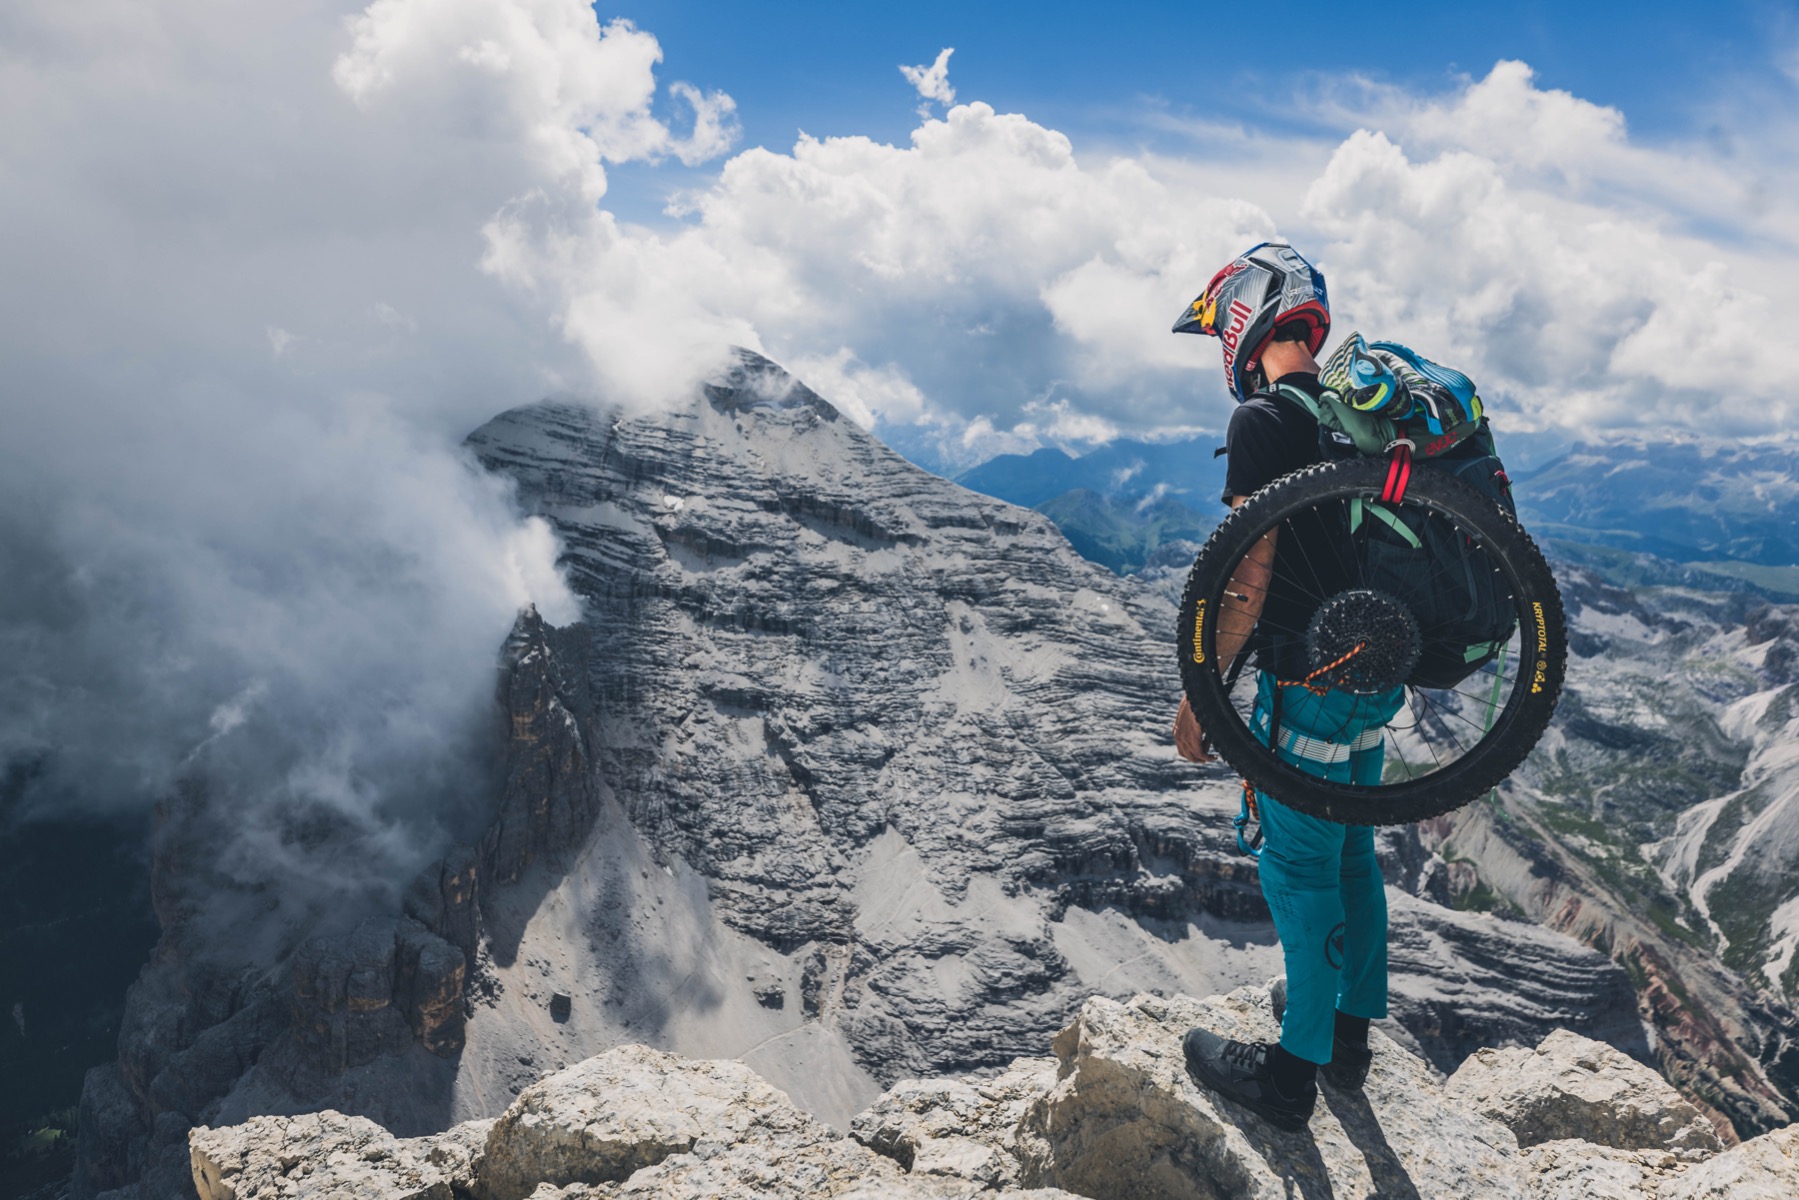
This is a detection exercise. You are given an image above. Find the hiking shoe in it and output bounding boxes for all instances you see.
[1320,1037,1373,1091]
[1182,1028,1316,1131]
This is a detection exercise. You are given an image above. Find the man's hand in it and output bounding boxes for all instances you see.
[1173,695,1213,763]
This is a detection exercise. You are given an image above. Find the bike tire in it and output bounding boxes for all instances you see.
[1176,457,1566,826]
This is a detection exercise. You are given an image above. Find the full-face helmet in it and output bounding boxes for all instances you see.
[1173,242,1330,402]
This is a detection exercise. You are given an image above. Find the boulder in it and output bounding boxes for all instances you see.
[851,1057,1058,1189]
[187,993,1799,1200]
[187,1110,490,1200]
[1447,1028,1723,1158]
[1660,1123,1799,1200]
[1519,1140,1684,1200]
[475,1044,818,1200]
[1013,987,1525,1199]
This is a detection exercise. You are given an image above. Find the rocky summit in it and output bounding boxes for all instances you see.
[186,982,1799,1200]
[72,351,1786,1197]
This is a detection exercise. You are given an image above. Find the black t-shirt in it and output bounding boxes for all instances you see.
[1221,372,1351,676]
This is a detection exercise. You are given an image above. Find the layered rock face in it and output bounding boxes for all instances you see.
[75,607,601,1198]
[186,984,1799,1200]
[1419,566,1799,1137]
[456,352,1647,1095]
[77,351,1675,1195]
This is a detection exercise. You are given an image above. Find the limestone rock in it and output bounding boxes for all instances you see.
[187,1111,490,1200]
[1520,1140,1683,1200]
[851,1056,1058,1189]
[482,606,599,888]
[1659,1123,1799,1200]
[92,354,1701,1198]
[1448,1027,1723,1158]
[475,1044,816,1200]
[1014,987,1525,1199]
[588,1135,978,1198]
[188,1005,1799,1200]
[394,923,467,1057]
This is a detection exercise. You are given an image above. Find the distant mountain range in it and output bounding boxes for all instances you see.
[953,437,1226,573]
[954,427,1799,593]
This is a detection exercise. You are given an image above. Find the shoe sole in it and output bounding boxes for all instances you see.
[1183,1041,1312,1132]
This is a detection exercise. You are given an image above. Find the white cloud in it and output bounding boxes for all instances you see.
[0,0,711,902]
[900,47,956,110]
[1134,482,1171,513]
[784,349,929,428]
[668,80,741,165]
[1299,79,1798,432]
[364,50,1799,462]
[332,2,696,199]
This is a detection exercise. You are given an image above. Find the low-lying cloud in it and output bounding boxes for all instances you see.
[0,0,733,907]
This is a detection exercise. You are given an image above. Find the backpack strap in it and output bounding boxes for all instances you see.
[1270,382,1397,457]
[1380,439,1415,504]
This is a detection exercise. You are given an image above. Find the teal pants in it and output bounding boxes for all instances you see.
[1250,673,1402,1065]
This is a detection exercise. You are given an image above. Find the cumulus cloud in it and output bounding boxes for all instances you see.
[509,99,1275,468]
[475,53,1799,470]
[900,47,956,111]
[1298,64,1799,433]
[570,58,1793,456]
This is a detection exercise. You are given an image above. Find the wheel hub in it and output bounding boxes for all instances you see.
[1305,589,1421,694]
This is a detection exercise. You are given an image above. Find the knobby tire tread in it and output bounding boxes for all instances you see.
[1176,458,1567,826]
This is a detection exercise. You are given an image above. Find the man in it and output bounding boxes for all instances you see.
[1169,242,1393,1132]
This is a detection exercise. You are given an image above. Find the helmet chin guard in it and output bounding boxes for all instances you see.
[1174,242,1330,402]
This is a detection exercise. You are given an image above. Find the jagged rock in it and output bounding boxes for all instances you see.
[1519,1140,1684,1200]
[291,917,422,1073]
[476,1044,818,1200]
[395,923,468,1057]
[1659,1123,1799,1199]
[1013,987,1525,1198]
[189,1041,1075,1200]
[570,1135,1032,1198]
[483,605,599,889]
[851,1057,1058,1189]
[191,993,1799,1200]
[403,846,482,962]
[1448,1028,1723,1158]
[75,1063,144,1197]
[187,1111,491,1200]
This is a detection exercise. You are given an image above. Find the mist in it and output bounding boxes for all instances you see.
[0,0,732,902]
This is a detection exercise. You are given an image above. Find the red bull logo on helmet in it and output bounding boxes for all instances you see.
[1218,298,1254,374]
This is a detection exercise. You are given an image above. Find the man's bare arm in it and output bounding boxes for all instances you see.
[1173,494,1275,762]
[1213,493,1276,674]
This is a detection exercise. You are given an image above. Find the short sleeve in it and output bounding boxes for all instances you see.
[1223,401,1291,503]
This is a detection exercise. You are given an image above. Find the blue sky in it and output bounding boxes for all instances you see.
[605,0,1799,221]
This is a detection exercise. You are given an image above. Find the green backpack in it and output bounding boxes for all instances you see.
[1272,333,1519,690]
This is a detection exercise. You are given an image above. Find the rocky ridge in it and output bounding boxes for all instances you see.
[1416,567,1799,1136]
[187,983,1799,1200]
[73,351,1706,1196]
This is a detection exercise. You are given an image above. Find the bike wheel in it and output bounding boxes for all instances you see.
[1176,457,1566,825]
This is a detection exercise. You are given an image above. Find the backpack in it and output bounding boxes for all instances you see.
[1271,333,1518,690]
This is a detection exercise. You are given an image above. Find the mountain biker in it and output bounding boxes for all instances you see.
[1169,242,1389,1131]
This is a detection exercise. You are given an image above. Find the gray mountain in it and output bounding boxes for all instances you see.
[1420,566,1799,1135]
[1515,436,1799,586]
[70,352,1737,1197]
